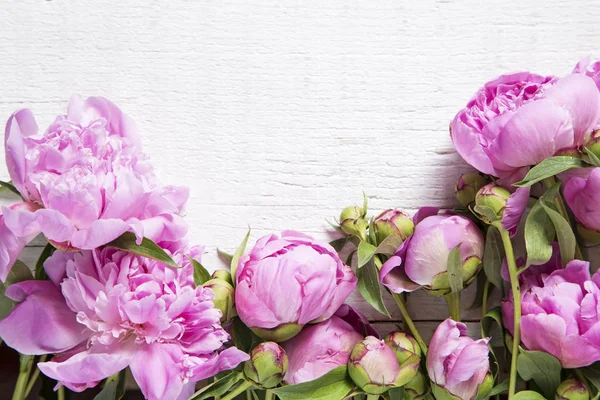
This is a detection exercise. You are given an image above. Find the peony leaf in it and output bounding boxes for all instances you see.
[357,258,390,317]
[106,232,179,268]
[0,179,21,196]
[357,240,376,268]
[189,371,244,400]
[35,243,55,280]
[487,378,509,396]
[271,366,354,400]
[329,237,349,253]
[585,147,600,167]
[230,229,251,286]
[375,234,403,257]
[513,156,587,187]
[540,203,576,266]
[524,201,555,267]
[582,362,600,393]
[516,348,562,399]
[446,245,463,293]
[483,225,504,289]
[188,256,211,286]
[480,307,503,378]
[217,248,233,264]
[94,370,126,400]
[512,391,547,400]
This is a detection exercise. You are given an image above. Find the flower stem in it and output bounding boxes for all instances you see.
[12,355,34,400]
[24,355,47,398]
[221,380,252,400]
[391,292,427,356]
[542,177,583,260]
[444,292,461,321]
[497,225,521,399]
[482,279,490,317]
[57,386,65,400]
[265,390,275,400]
[366,395,380,400]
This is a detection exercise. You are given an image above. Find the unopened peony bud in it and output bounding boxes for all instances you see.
[211,269,233,285]
[339,205,368,240]
[384,330,421,363]
[556,379,590,400]
[586,130,600,160]
[404,371,428,399]
[455,173,489,207]
[203,278,236,323]
[373,209,414,244]
[244,342,288,389]
[348,336,419,395]
[475,183,510,224]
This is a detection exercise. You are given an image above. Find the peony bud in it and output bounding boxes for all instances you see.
[244,342,288,389]
[211,269,233,285]
[474,183,510,224]
[556,379,590,400]
[455,173,489,207]
[373,209,414,244]
[404,371,428,399]
[585,130,600,160]
[384,330,421,363]
[348,336,420,395]
[203,278,236,323]
[339,205,368,240]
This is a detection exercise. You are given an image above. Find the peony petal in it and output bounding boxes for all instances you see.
[83,97,141,149]
[69,218,130,249]
[188,346,250,382]
[0,281,87,354]
[38,340,135,384]
[380,255,421,293]
[450,115,498,175]
[5,108,37,198]
[129,343,185,400]
[502,186,530,237]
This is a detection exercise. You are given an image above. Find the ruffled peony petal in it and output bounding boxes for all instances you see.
[187,346,250,382]
[0,203,39,282]
[380,254,421,293]
[82,96,141,149]
[38,341,135,384]
[69,219,130,250]
[0,281,87,354]
[129,343,187,400]
[5,108,37,198]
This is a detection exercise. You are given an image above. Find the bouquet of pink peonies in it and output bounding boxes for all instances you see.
[2,57,600,400]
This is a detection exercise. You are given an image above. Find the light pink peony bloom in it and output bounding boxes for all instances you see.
[380,208,484,294]
[502,259,600,368]
[564,168,600,233]
[0,95,188,281]
[0,244,248,400]
[427,319,491,400]
[281,306,373,384]
[574,57,600,90]
[235,231,357,341]
[450,72,600,178]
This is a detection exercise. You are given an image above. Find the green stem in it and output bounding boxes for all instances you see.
[12,355,34,400]
[221,381,252,400]
[391,292,427,356]
[497,225,521,399]
[366,395,380,400]
[543,177,583,260]
[24,355,47,397]
[58,386,65,400]
[444,292,461,321]
[265,390,275,400]
[246,389,253,400]
[482,280,490,317]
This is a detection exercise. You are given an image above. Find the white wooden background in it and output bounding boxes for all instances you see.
[1,0,600,339]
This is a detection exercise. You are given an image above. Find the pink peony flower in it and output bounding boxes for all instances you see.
[427,319,491,400]
[574,57,600,90]
[235,230,357,341]
[450,72,600,178]
[564,168,600,233]
[502,259,600,368]
[380,208,484,294]
[0,95,189,281]
[0,244,248,400]
[281,306,373,385]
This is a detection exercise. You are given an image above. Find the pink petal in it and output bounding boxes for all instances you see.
[69,218,130,249]
[380,255,421,293]
[5,108,37,199]
[129,343,186,400]
[502,187,530,237]
[0,281,87,354]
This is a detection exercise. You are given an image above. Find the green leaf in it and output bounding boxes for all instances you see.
[271,366,354,400]
[0,179,21,196]
[375,234,404,257]
[217,248,233,264]
[483,226,504,289]
[189,371,244,400]
[94,370,126,400]
[487,378,509,396]
[446,245,463,293]
[230,229,251,286]
[513,156,587,187]
[362,192,368,216]
[472,204,498,223]
[582,361,600,392]
[357,240,377,268]
[540,203,576,266]
[329,237,349,253]
[230,317,263,353]
[524,201,555,267]
[585,148,600,167]
[357,258,390,317]
[387,386,406,400]
[467,272,487,310]
[368,217,377,246]
[512,391,547,400]
[480,307,503,377]
[516,348,562,399]
[35,243,55,280]
[106,232,178,268]
[1,260,34,319]
[188,256,211,286]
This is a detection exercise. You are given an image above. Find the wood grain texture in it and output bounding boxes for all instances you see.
[1,0,600,329]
